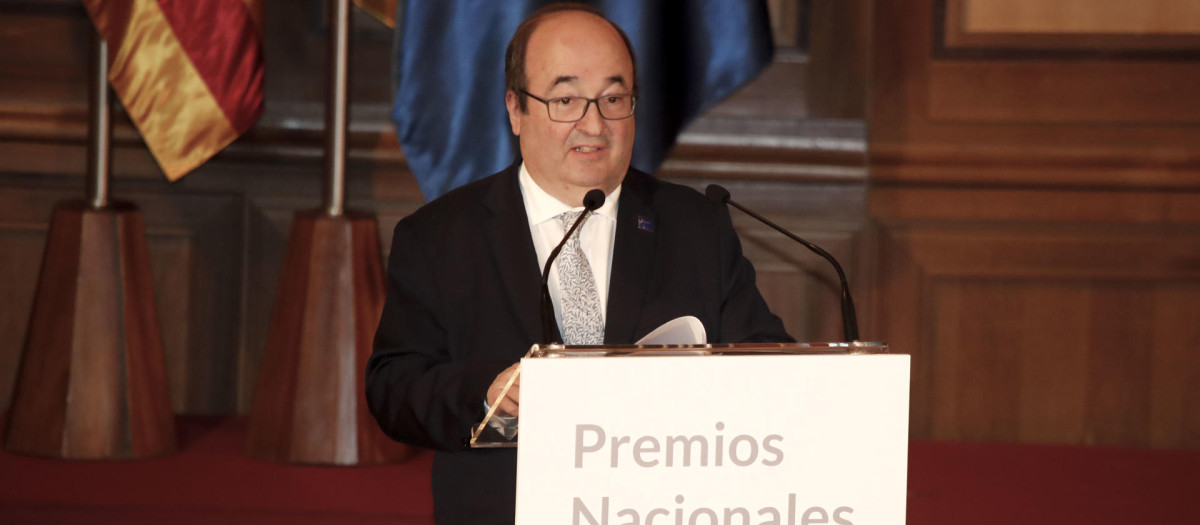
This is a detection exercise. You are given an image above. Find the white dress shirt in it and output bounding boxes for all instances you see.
[518,162,621,331]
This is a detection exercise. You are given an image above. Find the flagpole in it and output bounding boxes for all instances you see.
[324,0,350,217]
[86,30,111,210]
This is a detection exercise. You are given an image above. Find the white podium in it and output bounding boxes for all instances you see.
[507,343,909,525]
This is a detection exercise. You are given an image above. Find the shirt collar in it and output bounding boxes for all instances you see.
[518,162,621,226]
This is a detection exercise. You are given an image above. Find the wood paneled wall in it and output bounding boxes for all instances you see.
[873,0,1200,449]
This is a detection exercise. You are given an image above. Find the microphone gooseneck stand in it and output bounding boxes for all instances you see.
[706,184,860,343]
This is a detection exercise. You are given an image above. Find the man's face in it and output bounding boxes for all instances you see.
[506,11,636,206]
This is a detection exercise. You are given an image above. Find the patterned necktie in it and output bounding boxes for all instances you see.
[556,210,605,345]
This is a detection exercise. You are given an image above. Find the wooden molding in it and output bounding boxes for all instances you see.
[869,141,1200,190]
[937,0,1200,57]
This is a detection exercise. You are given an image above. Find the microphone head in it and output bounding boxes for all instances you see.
[705,184,731,205]
[583,189,606,211]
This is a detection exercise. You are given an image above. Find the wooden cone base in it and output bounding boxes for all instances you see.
[247,210,414,465]
[4,201,177,460]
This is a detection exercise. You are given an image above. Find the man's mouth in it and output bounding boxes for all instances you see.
[573,146,602,153]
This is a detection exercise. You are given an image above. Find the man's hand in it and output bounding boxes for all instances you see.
[486,363,521,416]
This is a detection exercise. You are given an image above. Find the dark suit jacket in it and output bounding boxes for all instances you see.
[366,162,791,524]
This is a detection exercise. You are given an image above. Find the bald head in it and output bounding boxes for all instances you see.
[505,3,638,113]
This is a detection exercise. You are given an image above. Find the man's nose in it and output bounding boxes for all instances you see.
[574,101,605,135]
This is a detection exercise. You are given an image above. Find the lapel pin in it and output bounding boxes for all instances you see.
[637,215,655,232]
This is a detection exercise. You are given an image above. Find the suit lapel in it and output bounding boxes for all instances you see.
[605,170,657,344]
[483,164,542,345]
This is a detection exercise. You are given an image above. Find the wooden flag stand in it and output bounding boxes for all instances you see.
[244,210,411,465]
[246,0,413,465]
[3,31,177,460]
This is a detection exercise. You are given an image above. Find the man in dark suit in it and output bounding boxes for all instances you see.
[366,4,791,524]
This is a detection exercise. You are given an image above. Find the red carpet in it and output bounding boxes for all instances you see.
[2,416,1197,524]
[0,417,434,524]
[907,440,1200,524]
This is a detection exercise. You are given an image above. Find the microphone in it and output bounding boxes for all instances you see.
[705,184,860,342]
[540,189,606,343]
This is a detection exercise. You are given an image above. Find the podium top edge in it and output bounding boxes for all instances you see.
[528,341,891,358]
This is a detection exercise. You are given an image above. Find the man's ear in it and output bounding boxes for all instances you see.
[505,90,522,136]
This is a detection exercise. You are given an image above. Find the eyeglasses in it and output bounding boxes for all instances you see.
[521,90,637,122]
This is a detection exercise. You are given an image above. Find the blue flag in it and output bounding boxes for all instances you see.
[392,1,774,201]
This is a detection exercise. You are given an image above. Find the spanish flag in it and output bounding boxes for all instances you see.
[82,0,265,181]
